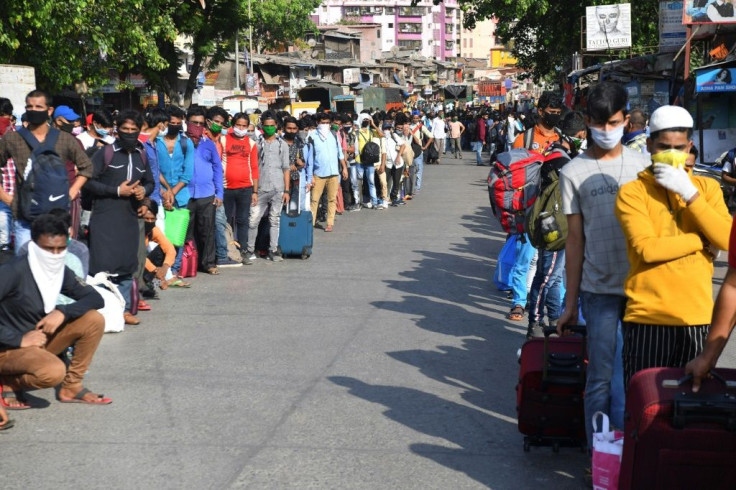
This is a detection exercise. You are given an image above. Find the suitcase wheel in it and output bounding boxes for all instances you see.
[301,247,311,260]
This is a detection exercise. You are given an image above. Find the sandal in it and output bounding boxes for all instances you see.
[167,277,191,288]
[59,387,112,405]
[0,387,31,410]
[0,419,14,431]
[137,300,151,311]
[507,305,525,322]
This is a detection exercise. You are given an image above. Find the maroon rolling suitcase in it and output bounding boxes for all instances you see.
[619,367,736,490]
[517,325,587,451]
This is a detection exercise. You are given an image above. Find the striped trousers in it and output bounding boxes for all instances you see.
[622,322,709,388]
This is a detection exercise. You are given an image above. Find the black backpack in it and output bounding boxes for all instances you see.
[17,127,70,222]
[467,120,478,141]
[358,131,381,165]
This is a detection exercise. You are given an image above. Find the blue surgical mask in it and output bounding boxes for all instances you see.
[589,125,624,150]
[95,125,109,137]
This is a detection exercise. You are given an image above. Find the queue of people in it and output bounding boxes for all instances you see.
[493,83,736,458]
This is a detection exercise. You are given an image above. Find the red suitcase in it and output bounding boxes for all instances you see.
[619,367,736,490]
[517,326,587,451]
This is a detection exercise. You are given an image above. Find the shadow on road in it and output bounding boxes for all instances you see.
[330,202,587,488]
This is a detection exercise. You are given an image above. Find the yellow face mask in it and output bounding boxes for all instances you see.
[651,149,689,170]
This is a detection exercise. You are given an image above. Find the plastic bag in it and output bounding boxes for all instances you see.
[493,234,517,291]
[87,273,125,333]
[591,411,624,490]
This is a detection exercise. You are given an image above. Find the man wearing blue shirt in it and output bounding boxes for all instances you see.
[184,106,223,275]
[305,113,348,232]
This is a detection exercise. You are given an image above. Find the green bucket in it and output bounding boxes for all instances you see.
[164,208,190,247]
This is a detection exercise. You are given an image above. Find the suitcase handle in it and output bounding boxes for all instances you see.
[675,370,733,389]
[543,325,586,337]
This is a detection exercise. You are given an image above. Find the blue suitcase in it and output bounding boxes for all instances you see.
[278,210,313,259]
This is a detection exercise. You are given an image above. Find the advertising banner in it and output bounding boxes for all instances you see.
[660,1,687,51]
[586,3,632,51]
[683,0,736,25]
[696,66,736,92]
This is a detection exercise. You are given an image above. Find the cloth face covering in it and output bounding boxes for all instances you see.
[589,125,624,150]
[28,240,67,314]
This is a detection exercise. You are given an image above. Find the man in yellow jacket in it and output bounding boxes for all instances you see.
[615,105,731,387]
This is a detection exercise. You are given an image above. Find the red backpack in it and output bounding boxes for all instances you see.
[488,149,544,234]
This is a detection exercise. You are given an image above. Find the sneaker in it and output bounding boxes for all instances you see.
[267,251,284,262]
[390,200,399,207]
[396,199,406,206]
[218,257,243,268]
[364,202,374,209]
[348,204,361,212]
[243,251,257,265]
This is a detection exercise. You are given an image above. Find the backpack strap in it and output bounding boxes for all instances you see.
[18,127,60,154]
[179,135,188,157]
[523,128,534,150]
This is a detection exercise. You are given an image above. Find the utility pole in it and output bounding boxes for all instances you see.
[248,0,254,73]
[235,34,240,90]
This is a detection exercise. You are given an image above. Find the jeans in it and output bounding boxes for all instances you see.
[414,153,424,191]
[528,249,566,324]
[580,292,626,448]
[451,137,462,157]
[112,274,133,312]
[509,235,536,307]
[246,189,283,253]
[224,187,253,251]
[214,205,228,262]
[472,141,484,165]
[403,163,416,197]
[13,218,31,255]
[349,165,361,204]
[0,202,11,247]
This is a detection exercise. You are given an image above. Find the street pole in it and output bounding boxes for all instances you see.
[248,0,254,73]
[235,34,240,90]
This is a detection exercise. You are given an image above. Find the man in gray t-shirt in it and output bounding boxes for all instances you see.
[557,82,647,450]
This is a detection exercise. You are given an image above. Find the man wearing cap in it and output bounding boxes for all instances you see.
[52,105,83,137]
[615,105,731,386]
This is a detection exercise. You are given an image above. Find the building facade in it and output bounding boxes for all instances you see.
[458,15,497,61]
[312,0,460,61]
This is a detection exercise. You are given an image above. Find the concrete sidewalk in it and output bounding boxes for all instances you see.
[2,149,733,489]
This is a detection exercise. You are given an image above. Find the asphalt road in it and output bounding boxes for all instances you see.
[3,148,735,489]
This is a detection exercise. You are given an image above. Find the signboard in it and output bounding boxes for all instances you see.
[586,3,632,51]
[660,1,687,52]
[343,68,360,85]
[683,0,736,24]
[696,67,736,92]
[245,73,260,96]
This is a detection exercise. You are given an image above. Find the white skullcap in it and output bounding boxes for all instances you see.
[649,105,694,133]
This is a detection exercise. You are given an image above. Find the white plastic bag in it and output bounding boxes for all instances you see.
[86,273,125,333]
[591,411,624,490]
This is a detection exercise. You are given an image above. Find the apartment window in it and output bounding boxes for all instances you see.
[445,23,453,34]
[398,23,422,34]
[445,40,454,51]
[388,23,394,28]
[398,40,422,50]
[377,30,381,38]
[344,6,382,16]
[399,7,424,16]
[463,39,466,48]
[385,7,395,15]
[470,39,473,48]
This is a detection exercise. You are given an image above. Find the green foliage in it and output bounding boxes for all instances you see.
[0,0,319,101]
[457,0,660,81]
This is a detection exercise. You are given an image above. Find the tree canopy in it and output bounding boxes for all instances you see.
[457,0,660,82]
[0,0,319,101]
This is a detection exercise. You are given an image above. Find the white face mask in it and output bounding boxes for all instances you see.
[589,125,624,150]
[233,127,248,138]
[317,123,331,138]
[27,241,67,314]
[102,135,116,145]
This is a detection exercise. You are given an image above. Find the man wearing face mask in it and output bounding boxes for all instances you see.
[305,113,348,232]
[77,110,115,153]
[0,213,107,408]
[53,105,83,137]
[182,106,224,274]
[0,90,93,253]
[615,105,731,386]
[556,82,649,449]
[513,92,562,153]
[85,110,154,325]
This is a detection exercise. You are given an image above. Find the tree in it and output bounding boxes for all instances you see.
[456,0,660,82]
[250,0,321,54]
[0,0,176,92]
